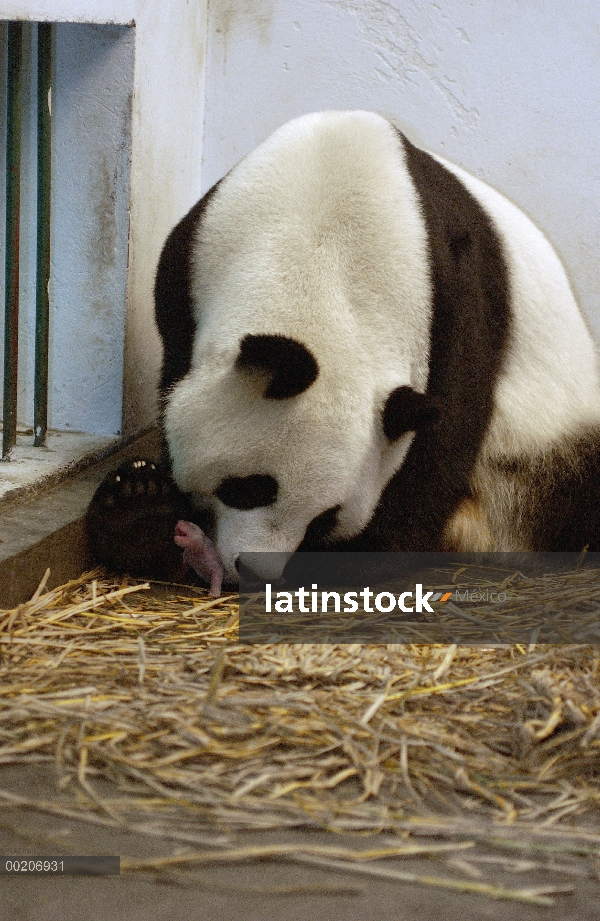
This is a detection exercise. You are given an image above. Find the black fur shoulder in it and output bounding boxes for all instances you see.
[154,182,222,404]
[361,134,512,550]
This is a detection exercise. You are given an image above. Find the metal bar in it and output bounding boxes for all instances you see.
[33,22,52,447]
[2,22,23,460]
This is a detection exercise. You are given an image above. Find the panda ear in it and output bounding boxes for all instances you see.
[382,386,440,441]
[236,334,319,400]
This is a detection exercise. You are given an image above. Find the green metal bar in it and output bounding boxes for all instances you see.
[2,22,24,460]
[33,22,52,447]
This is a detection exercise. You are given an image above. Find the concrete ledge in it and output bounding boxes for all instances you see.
[0,429,162,608]
[0,517,91,607]
[0,431,116,502]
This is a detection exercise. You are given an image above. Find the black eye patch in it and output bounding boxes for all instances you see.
[215,474,278,510]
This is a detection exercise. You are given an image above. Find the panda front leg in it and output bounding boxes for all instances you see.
[85,459,223,593]
[86,459,192,581]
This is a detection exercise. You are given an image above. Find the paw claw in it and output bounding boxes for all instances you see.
[86,459,194,580]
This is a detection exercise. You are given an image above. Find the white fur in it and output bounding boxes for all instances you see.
[164,111,600,577]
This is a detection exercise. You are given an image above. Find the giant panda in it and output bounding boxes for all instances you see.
[86,110,600,594]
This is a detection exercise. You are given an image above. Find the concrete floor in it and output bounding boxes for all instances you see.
[1,766,599,921]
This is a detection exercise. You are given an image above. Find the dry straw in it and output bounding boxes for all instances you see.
[2,564,600,905]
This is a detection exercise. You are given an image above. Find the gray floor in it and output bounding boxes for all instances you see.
[0,765,599,921]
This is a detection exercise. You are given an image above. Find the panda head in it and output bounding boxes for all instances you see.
[164,331,438,584]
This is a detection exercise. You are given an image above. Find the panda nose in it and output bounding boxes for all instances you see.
[236,556,286,589]
[236,552,292,582]
[235,556,264,590]
[236,556,261,581]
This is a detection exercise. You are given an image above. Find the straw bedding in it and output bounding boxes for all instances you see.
[1,566,600,905]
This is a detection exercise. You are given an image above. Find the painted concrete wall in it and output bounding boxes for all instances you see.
[0,0,207,438]
[50,23,133,434]
[203,0,600,341]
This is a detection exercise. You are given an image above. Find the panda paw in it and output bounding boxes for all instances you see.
[86,459,194,580]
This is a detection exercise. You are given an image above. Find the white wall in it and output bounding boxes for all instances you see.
[202,0,600,340]
[0,1,134,23]
[122,0,207,435]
